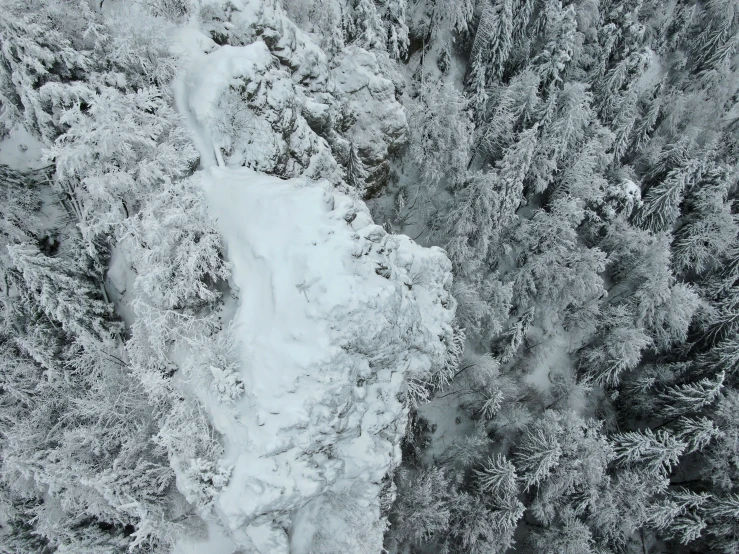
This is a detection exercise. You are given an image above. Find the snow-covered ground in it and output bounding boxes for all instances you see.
[170,166,456,552]
[165,7,471,550]
[0,127,44,171]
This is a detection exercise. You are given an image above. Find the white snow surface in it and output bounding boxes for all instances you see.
[196,167,456,552]
[0,126,45,171]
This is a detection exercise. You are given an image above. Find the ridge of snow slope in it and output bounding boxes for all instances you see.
[192,167,456,552]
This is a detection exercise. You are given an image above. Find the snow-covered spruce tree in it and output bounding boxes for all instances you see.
[411,0,474,58]
[493,124,539,222]
[443,170,503,273]
[512,197,606,321]
[386,466,453,549]
[354,0,386,52]
[7,242,117,345]
[49,86,197,250]
[383,0,410,60]
[469,0,513,83]
[510,411,661,552]
[0,165,43,287]
[466,50,489,125]
[527,82,595,194]
[0,232,190,552]
[531,2,578,88]
[548,131,612,205]
[689,0,739,77]
[578,304,652,386]
[671,164,738,275]
[345,141,366,191]
[408,80,474,188]
[0,0,100,139]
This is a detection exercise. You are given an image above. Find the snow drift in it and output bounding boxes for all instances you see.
[191,167,456,552]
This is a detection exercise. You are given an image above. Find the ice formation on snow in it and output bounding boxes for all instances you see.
[184,167,456,552]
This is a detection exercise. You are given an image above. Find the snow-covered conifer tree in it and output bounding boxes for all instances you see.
[512,197,606,318]
[672,165,738,274]
[409,81,474,187]
[345,142,366,190]
[494,124,538,221]
[531,2,578,88]
[466,51,489,125]
[634,160,704,232]
[387,467,452,547]
[444,170,501,272]
[612,428,686,476]
[469,0,513,82]
[49,86,197,248]
[354,0,386,51]
[8,243,116,345]
[0,0,99,138]
[383,0,409,60]
[578,305,652,386]
[527,83,594,192]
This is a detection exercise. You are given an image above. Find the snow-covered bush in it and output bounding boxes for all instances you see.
[209,366,244,404]
[182,325,244,405]
[179,458,233,513]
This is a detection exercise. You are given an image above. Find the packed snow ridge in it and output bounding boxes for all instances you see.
[189,167,456,552]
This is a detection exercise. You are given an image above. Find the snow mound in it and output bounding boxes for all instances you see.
[176,0,408,195]
[198,167,456,552]
[178,40,340,181]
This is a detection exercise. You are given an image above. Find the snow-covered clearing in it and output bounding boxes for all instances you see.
[0,126,44,171]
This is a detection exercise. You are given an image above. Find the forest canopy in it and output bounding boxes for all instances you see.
[1,0,739,552]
